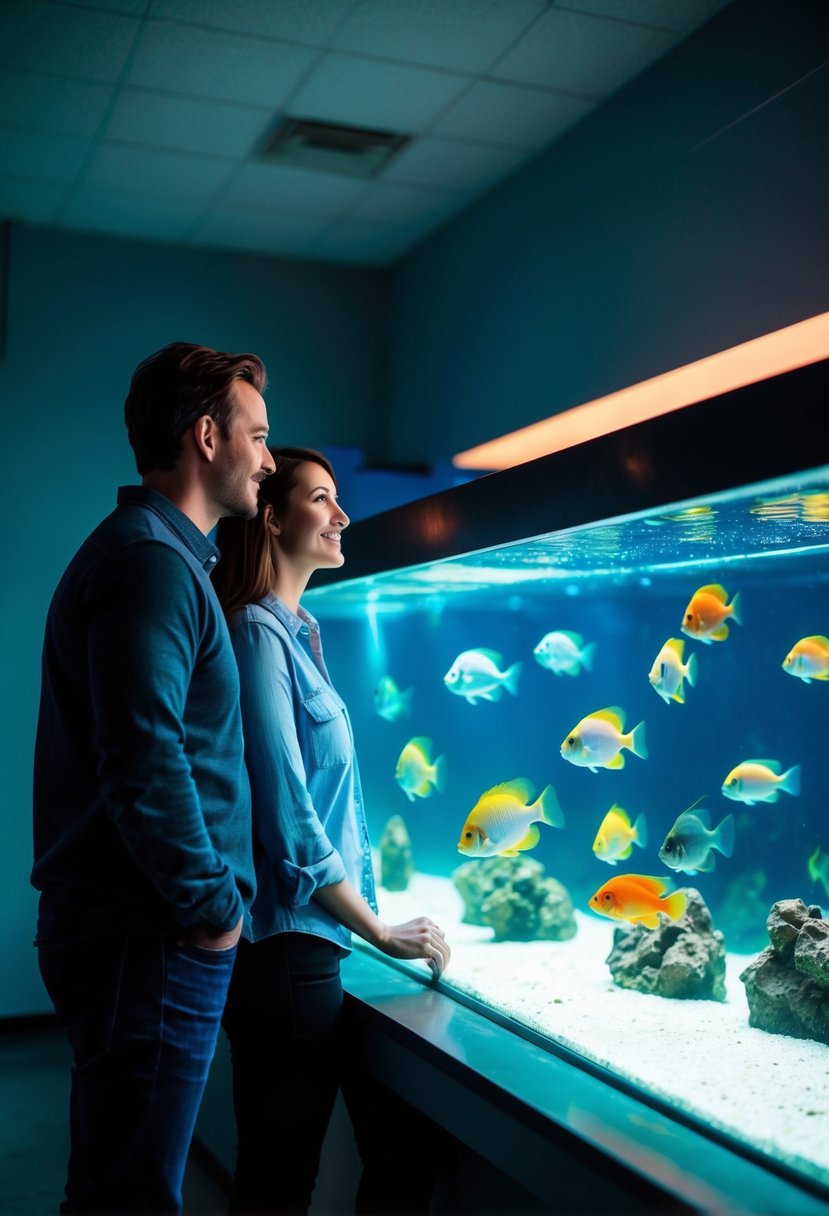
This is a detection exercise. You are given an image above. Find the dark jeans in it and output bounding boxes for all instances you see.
[222,933,441,1216]
[38,928,236,1214]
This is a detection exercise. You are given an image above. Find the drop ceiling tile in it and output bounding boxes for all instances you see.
[150,0,355,44]
[289,53,470,133]
[0,129,90,181]
[346,181,467,226]
[128,20,317,106]
[382,136,526,193]
[61,0,148,12]
[490,6,675,96]
[192,205,331,255]
[85,143,232,199]
[332,0,545,73]
[0,70,113,139]
[561,0,730,36]
[311,216,423,265]
[0,1,140,83]
[222,160,369,215]
[433,79,595,148]
[105,88,269,158]
[60,189,200,239]
[0,175,64,223]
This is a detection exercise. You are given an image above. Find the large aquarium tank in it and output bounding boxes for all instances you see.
[306,362,829,1200]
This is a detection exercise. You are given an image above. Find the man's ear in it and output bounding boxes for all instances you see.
[193,415,220,463]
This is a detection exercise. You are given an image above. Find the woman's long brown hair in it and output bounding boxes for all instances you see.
[212,446,337,617]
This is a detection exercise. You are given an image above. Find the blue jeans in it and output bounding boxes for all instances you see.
[38,928,236,1214]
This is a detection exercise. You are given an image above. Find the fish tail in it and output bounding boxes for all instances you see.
[663,891,687,921]
[781,765,801,797]
[537,784,565,829]
[685,651,698,688]
[580,642,596,673]
[504,661,522,696]
[729,590,743,626]
[713,814,736,858]
[633,813,648,849]
[433,754,448,794]
[628,720,648,760]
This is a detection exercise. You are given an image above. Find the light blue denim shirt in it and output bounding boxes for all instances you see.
[228,593,376,951]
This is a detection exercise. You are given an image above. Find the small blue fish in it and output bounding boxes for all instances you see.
[443,648,521,705]
[808,846,829,899]
[658,803,735,874]
[373,675,413,722]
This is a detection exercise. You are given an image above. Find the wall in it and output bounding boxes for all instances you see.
[0,224,386,1015]
[387,0,829,464]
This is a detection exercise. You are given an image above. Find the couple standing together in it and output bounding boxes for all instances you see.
[32,342,451,1215]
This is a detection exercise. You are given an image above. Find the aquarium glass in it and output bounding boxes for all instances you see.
[305,467,829,1192]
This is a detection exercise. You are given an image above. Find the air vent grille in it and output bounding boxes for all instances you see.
[258,117,411,179]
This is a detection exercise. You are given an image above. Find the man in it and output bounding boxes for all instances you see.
[32,342,276,1214]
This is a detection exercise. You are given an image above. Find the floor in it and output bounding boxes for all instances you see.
[0,1019,230,1216]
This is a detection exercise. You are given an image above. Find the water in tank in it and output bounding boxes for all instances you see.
[304,467,829,1194]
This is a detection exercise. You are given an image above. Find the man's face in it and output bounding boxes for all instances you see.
[210,379,275,520]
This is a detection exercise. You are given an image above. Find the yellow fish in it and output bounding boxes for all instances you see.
[592,805,648,865]
[560,707,647,772]
[721,760,801,805]
[457,778,564,858]
[808,847,829,899]
[680,583,742,643]
[782,636,829,683]
[395,737,447,802]
[648,638,697,705]
[588,874,687,930]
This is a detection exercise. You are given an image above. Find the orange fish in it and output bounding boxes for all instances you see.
[680,583,742,644]
[588,874,687,929]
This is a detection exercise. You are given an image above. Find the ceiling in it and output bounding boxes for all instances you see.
[0,0,731,267]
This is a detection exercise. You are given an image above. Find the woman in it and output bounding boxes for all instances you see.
[213,447,450,1215]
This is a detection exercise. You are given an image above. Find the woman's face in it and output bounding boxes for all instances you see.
[271,461,349,572]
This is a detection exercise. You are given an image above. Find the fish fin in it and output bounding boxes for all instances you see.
[629,720,648,759]
[781,765,801,796]
[745,758,781,772]
[710,624,730,641]
[580,642,596,673]
[537,784,565,829]
[633,813,648,848]
[503,661,522,696]
[605,753,625,769]
[482,686,503,701]
[433,755,448,795]
[804,635,829,647]
[409,737,433,756]
[588,765,599,773]
[671,687,686,704]
[592,706,625,729]
[626,875,671,895]
[637,914,661,930]
[729,590,742,626]
[464,694,480,705]
[666,638,685,657]
[476,648,504,664]
[714,814,736,858]
[766,790,780,803]
[499,849,520,857]
[514,825,540,852]
[696,852,716,873]
[413,781,433,798]
[563,664,580,677]
[663,892,688,921]
[686,651,698,688]
[699,583,728,602]
[404,790,416,803]
[487,778,535,803]
[559,630,584,647]
[813,671,829,680]
[618,844,634,859]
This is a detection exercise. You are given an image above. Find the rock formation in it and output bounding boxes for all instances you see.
[739,898,829,1043]
[379,815,414,891]
[452,855,576,942]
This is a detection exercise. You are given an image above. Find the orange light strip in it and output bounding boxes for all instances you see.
[453,311,829,471]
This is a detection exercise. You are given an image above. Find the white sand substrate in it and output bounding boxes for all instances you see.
[376,871,829,1190]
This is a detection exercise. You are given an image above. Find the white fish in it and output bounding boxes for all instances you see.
[721,760,801,805]
[533,630,596,677]
[560,707,647,772]
[443,648,521,705]
[648,638,697,705]
[395,737,447,803]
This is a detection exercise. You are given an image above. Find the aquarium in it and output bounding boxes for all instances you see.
[305,369,829,1200]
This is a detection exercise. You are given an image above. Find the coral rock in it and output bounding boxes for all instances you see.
[740,898,829,1043]
[452,855,576,942]
[379,815,414,892]
[605,888,726,1000]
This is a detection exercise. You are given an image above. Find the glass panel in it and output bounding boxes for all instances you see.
[306,467,829,1191]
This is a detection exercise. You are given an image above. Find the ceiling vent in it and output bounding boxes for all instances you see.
[258,116,411,180]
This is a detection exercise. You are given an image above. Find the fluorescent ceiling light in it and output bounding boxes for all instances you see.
[454,311,829,472]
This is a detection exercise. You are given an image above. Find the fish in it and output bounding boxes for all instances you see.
[680,583,742,643]
[394,737,447,803]
[560,707,647,772]
[721,759,801,805]
[588,874,687,930]
[592,805,648,865]
[808,847,829,899]
[443,648,522,705]
[782,636,829,683]
[533,630,596,677]
[457,778,564,858]
[648,637,698,705]
[658,803,735,874]
[373,675,413,722]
